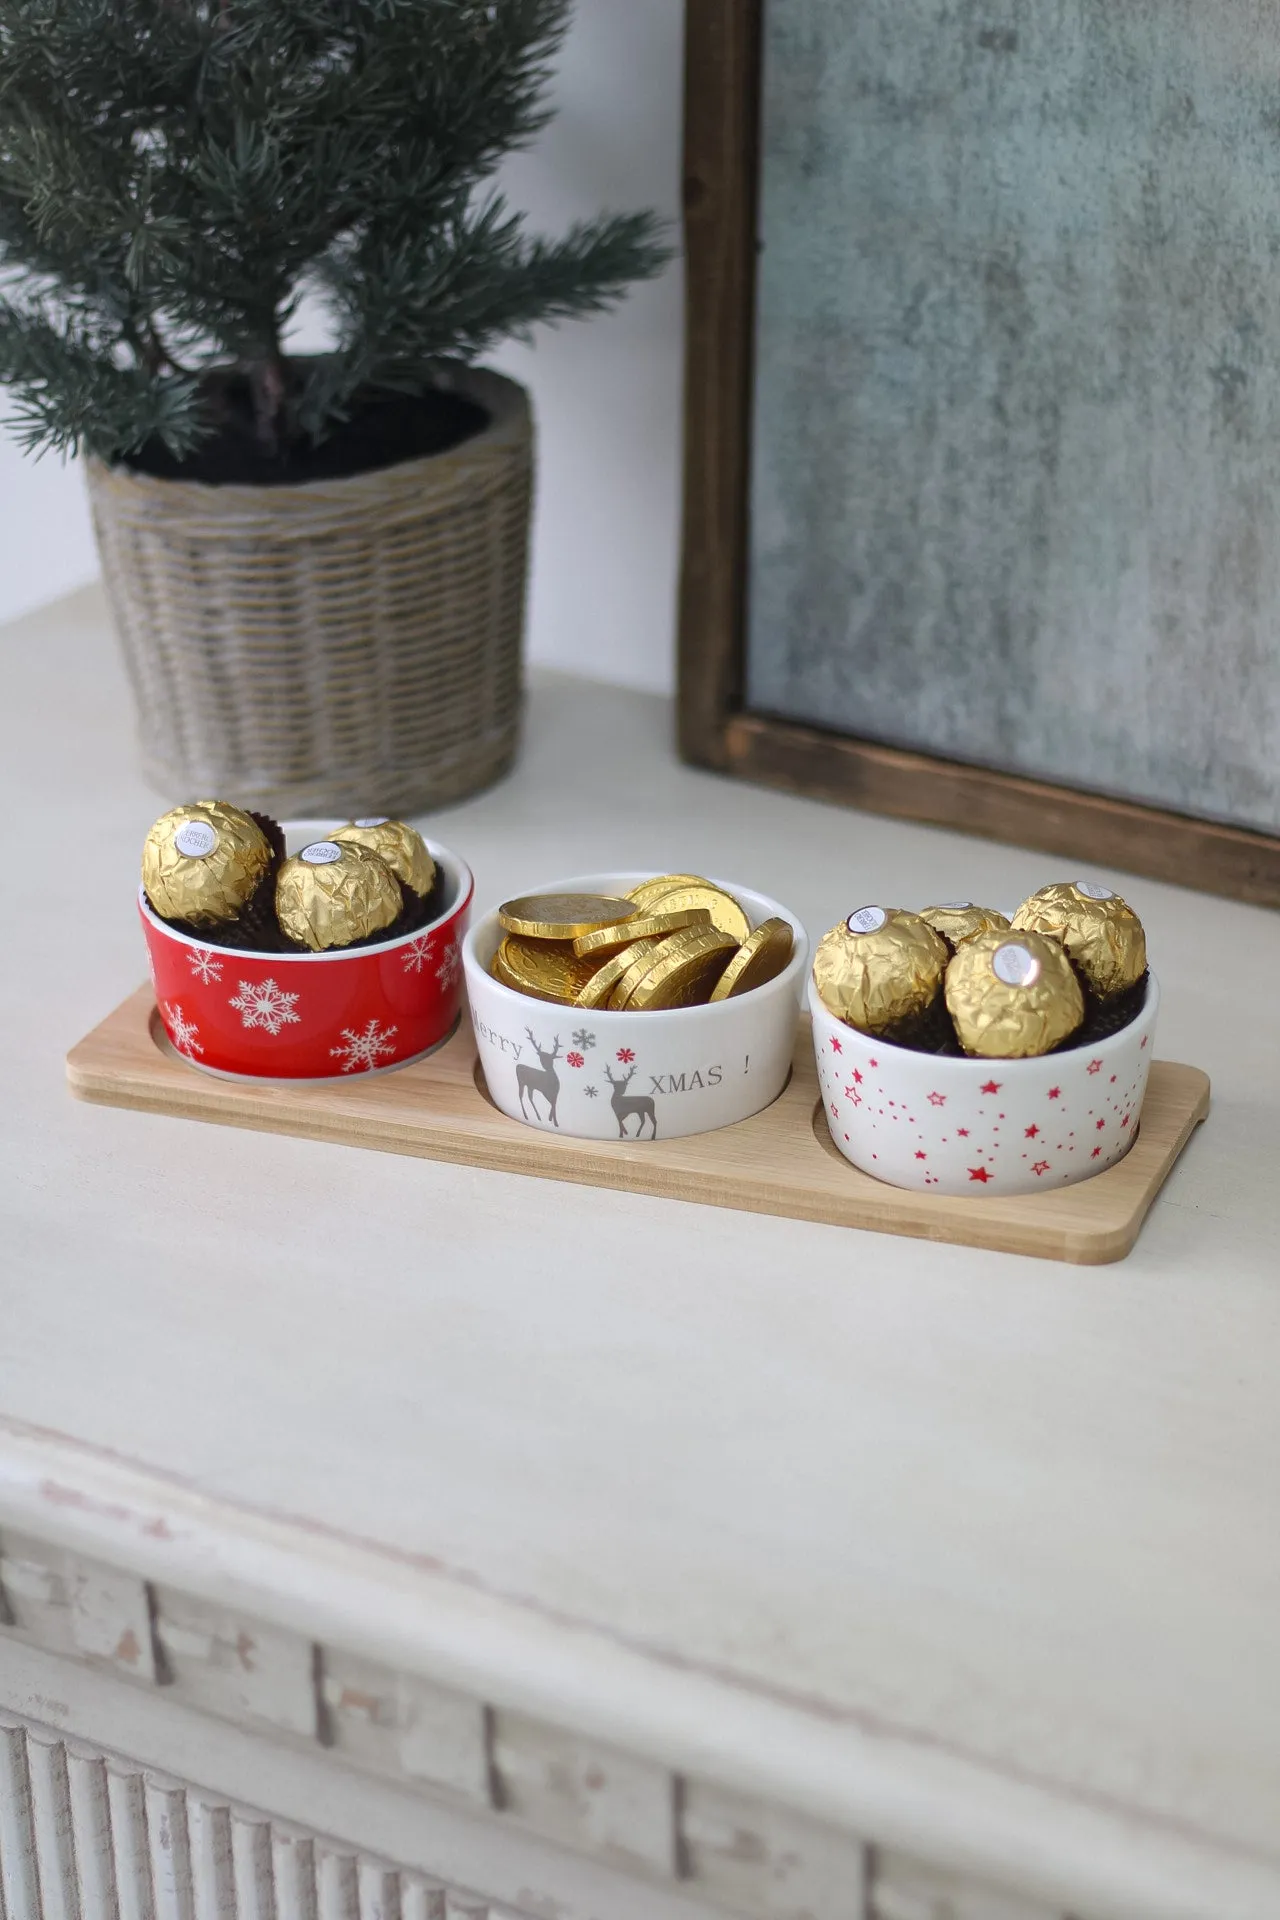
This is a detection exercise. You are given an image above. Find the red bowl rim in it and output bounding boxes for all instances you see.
[139,835,474,962]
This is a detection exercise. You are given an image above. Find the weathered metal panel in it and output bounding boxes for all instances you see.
[748,0,1280,831]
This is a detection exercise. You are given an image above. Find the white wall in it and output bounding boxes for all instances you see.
[0,0,685,696]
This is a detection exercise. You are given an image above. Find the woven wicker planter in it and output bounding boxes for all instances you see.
[87,365,532,817]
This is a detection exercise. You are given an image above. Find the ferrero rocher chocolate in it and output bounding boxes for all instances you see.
[1011,880,1147,1000]
[945,930,1085,1058]
[276,840,401,952]
[142,801,272,927]
[333,817,435,899]
[812,906,949,1036]
[919,902,1011,950]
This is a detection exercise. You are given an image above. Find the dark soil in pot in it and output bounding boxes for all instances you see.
[121,371,489,487]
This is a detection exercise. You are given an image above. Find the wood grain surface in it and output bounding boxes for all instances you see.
[67,988,1209,1266]
[677,0,1280,907]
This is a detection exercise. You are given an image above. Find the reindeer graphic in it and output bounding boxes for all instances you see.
[603,1061,657,1139]
[517,1029,562,1125]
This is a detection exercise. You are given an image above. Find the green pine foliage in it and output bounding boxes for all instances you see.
[0,0,669,463]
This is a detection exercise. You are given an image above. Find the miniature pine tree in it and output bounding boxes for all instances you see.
[0,0,669,473]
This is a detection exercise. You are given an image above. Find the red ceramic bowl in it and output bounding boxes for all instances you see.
[140,823,473,1080]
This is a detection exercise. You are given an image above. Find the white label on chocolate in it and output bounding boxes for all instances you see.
[992,942,1041,987]
[174,820,216,858]
[353,816,390,828]
[847,906,887,935]
[1076,880,1114,900]
[937,900,973,910]
[301,840,343,865]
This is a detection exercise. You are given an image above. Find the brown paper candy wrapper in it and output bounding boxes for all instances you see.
[276,841,402,952]
[812,906,949,1037]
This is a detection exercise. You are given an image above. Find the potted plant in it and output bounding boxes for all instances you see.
[0,0,667,814]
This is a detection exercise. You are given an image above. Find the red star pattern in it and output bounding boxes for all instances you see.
[1091,1146,1102,1158]
[980,1079,1001,1094]
[1025,1123,1040,1138]
[1141,1035,1148,1049]
[927,1090,946,1106]
[616,1047,635,1063]
[1096,1117,1106,1130]
[1048,1086,1061,1099]
[1032,1160,1050,1176]
[914,1150,927,1160]
[829,1035,843,1053]
[968,1166,991,1183]
[1087,1058,1103,1074]
[1121,1111,1131,1128]
[957,1126,970,1137]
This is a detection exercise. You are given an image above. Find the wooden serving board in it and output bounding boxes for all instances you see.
[68,987,1209,1265]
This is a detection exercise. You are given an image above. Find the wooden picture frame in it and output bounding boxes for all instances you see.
[676,0,1280,910]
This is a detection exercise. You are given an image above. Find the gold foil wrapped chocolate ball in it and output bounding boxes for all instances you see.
[142,801,272,928]
[1011,880,1147,1000]
[276,840,401,952]
[812,906,949,1035]
[919,901,1011,949]
[333,817,435,899]
[945,930,1084,1058]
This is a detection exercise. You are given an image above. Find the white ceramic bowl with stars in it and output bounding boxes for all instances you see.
[463,873,809,1142]
[808,968,1160,1197]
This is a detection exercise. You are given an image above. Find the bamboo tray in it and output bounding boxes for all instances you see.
[67,987,1209,1265]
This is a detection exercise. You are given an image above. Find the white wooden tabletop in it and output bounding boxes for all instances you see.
[3,588,1279,1918]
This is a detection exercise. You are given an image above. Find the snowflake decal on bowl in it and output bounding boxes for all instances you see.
[571,1029,597,1051]
[583,1084,599,1098]
[435,941,461,987]
[330,1018,398,1072]
[162,1002,203,1057]
[229,978,301,1035]
[616,1047,635,1063]
[566,1051,585,1068]
[401,936,433,975]
[187,946,224,985]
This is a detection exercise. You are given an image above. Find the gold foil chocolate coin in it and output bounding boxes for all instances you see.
[945,930,1084,1058]
[333,817,435,899]
[637,882,750,945]
[493,934,600,1005]
[572,907,711,959]
[574,938,664,1008]
[498,893,635,941]
[276,840,401,952]
[1011,880,1147,1000]
[919,902,1011,949]
[142,801,272,927]
[625,874,710,912]
[812,906,948,1035]
[624,927,737,1010]
[708,917,795,1000]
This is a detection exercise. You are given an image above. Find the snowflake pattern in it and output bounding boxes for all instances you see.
[401,936,433,974]
[163,1003,203,1057]
[229,977,301,1035]
[572,1029,597,1051]
[187,946,224,985]
[583,1084,600,1099]
[330,1018,398,1072]
[813,1019,1152,1193]
[616,1047,635,1064]
[566,1052,585,1069]
[435,940,461,987]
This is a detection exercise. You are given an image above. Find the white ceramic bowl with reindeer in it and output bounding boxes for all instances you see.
[463,873,809,1141]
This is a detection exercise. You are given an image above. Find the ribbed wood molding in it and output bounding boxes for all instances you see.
[0,1708,516,1920]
